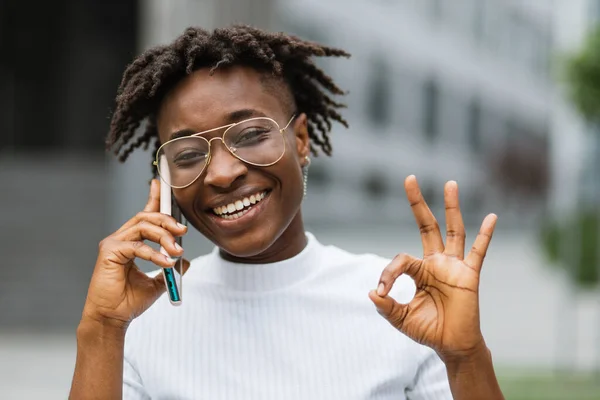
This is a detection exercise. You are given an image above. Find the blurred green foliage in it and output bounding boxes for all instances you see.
[540,210,599,287]
[544,23,600,288]
[565,24,600,122]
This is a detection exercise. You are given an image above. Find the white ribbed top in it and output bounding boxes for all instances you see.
[123,233,452,400]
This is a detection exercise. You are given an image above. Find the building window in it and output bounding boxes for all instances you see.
[467,97,481,152]
[362,170,389,200]
[365,57,391,130]
[422,78,440,142]
[396,66,421,134]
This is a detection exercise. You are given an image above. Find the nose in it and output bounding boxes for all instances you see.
[203,138,247,189]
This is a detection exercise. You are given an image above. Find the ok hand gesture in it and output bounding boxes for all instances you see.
[369,176,497,360]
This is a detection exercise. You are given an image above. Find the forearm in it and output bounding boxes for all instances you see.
[69,318,127,400]
[442,342,505,400]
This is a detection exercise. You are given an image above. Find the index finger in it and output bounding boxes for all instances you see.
[376,253,423,297]
[143,179,161,212]
[404,175,444,256]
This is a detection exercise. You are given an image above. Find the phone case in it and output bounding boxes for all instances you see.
[159,155,183,306]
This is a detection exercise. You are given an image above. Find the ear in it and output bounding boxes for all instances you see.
[292,113,310,164]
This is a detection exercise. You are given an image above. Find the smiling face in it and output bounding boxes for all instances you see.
[156,66,311,263]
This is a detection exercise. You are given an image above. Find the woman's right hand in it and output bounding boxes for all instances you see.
[80,179,188,329]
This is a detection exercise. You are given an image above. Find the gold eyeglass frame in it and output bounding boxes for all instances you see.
[153,114,296,189]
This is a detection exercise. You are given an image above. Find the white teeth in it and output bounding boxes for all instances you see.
[212,191,268,217]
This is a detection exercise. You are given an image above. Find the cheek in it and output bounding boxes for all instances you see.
[274,158,304,204]
[172,188,198,220]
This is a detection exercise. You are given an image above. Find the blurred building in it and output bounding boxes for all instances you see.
[276,0,554,227]
[0,0,138,330]
[0,0,277,331]
[2,0,600,372]
[3,3,600,398]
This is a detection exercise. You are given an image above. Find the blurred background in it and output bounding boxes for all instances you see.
[2,0,600,398]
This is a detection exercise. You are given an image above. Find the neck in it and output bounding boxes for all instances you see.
[219,212,308,264]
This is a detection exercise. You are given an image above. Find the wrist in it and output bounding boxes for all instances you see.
[439,338,491,370]
[440,339,505,400]
[80,301,131,330]
[440,340,498,386]
[77,315,128,344]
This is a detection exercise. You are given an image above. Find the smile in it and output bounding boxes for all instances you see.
[212,191,268,220]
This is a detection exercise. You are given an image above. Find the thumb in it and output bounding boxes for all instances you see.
[152,258,191,294]
[369,290,410,332]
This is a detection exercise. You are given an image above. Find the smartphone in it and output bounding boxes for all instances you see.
[159,155,183,306]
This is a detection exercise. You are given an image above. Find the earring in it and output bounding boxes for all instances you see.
[302,156,311,197]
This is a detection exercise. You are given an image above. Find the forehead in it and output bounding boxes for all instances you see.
[156,66,288,141]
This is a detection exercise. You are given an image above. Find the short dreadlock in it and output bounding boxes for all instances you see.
[105,25,350,169]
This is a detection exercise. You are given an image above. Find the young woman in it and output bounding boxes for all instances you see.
[70,25,504,399]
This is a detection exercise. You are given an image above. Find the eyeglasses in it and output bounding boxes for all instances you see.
[154,115,295,189]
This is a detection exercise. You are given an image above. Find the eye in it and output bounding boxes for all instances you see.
[173,150,207,166]
[233,128,271,146]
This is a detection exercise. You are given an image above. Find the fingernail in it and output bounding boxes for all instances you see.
[174,242,183,252]
[177,222,187,230]
[377,282,385,296]
[165,255,176,265]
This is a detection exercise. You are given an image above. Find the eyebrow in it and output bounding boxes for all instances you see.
[226,108,266,123]
[167,108,268,141]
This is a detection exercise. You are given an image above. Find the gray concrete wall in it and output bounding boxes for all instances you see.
[0,152,109,331]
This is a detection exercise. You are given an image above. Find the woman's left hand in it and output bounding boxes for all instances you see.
[369,175,497,361]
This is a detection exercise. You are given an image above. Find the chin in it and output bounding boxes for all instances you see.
[215,224,282,260]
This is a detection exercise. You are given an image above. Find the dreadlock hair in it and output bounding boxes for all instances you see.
[105,25,350,172]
